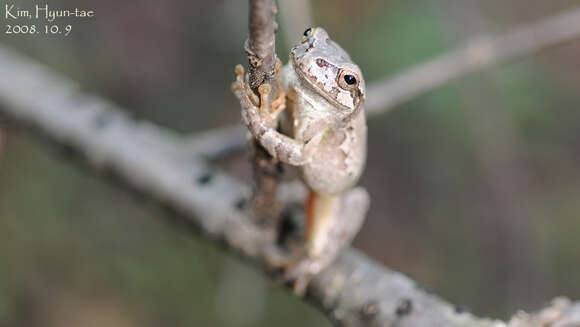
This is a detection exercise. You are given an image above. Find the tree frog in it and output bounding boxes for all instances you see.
[233,27,369,293]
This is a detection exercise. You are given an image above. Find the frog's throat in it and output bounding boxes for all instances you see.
[340,95,364,128]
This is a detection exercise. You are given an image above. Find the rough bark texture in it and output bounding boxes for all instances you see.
[1,43,580,327]
[245,0,283,225]
[247,0,278,93]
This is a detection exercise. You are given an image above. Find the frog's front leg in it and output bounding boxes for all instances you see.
[232,65,307,166]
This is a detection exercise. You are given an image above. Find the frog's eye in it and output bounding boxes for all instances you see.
[338,69,359,90]
[344,75,356,85]
[303,28,312,37]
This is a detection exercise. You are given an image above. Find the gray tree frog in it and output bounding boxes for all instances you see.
[233,27,370,294]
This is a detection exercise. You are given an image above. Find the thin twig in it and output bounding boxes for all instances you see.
[365,6,580,116]
[247,0,278,93]
[1,43,580,327]
[245,0,283,225]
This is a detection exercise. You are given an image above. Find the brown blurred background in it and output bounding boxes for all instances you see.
[1,0,580,326]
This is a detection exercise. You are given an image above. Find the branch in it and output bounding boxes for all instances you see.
[0,44,579,326]
[247,0,278,92]
[365,6,580,116]
[187,124,247,159]
[244,0,284,224]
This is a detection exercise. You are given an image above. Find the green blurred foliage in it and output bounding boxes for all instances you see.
[1,0,580,325]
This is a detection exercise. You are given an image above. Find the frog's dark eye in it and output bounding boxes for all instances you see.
[303,28,312,37]
[344,75,357,85]
[338,69,359,90]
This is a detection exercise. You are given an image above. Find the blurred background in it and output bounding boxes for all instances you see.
[1,0,580,326]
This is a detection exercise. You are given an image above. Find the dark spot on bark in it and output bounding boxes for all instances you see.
[395,298,413,317]
[92,112,113,130]
[274,143,283,159]
[276,162,284,175]
[455,305,468,313]
[277,204,304,245]
[67,92,90,107]
[196,172,213,185]
[422,287,436,296]
[360,301,379,321]
[401,271,415,281]
[256,126,267,138]
[234,197,248,210]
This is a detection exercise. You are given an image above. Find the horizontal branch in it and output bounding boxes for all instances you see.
[365,6,580,115]
[187,124,247,159]
[1,45,579,327]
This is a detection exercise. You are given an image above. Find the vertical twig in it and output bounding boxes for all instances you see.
[247,0,278,94]
[246,0,282,226]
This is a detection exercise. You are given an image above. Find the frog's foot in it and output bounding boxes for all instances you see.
[232,64,286,127]
[265,187,370,296]
[263,245,313,295]
[232,64,263,131]
[265,243,344,296]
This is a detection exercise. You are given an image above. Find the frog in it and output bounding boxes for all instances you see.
[232,27,370,294]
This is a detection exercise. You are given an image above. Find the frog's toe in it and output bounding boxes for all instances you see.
[234,64,245,76]
[270,90,287,118]
[282,257,324,296]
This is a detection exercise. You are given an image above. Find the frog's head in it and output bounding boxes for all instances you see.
[290,27,365,123]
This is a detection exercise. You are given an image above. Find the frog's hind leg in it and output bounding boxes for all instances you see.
[284,188,370,294]
[305,191,341,259]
